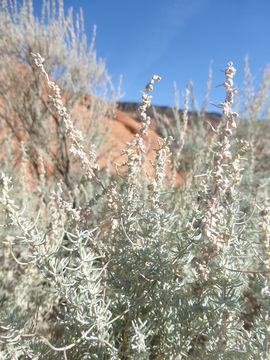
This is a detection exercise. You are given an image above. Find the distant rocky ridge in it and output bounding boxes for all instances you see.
[117,101,222,124]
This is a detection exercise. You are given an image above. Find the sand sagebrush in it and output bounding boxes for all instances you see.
[1,1,270,359]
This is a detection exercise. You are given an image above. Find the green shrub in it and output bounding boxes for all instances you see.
[1,1,270,359]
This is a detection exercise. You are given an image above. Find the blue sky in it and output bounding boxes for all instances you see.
[34,0,270,110]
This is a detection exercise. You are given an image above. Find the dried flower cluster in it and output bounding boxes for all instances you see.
[121,75,161,201]
[149,136,172,208]
[31,53,99,182]
[215,61,239,192]
[201,62,241,248]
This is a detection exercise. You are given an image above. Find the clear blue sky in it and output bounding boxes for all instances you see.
[34,0,270,110]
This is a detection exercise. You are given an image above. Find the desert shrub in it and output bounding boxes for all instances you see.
[1,1,270,360]
[0,0,117,191]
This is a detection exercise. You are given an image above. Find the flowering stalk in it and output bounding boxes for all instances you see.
[0,173,18,226]
[214,62,239,193]
[122,75,161,201]
[149,136,172,208]
[31,53,100,184]
[202,62,244,352]
[203,62,240,247]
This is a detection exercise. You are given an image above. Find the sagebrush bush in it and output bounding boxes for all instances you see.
[1,1,270,359]
[0,0,118,191]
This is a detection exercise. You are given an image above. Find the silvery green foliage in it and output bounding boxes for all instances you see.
[1,3,270,360]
